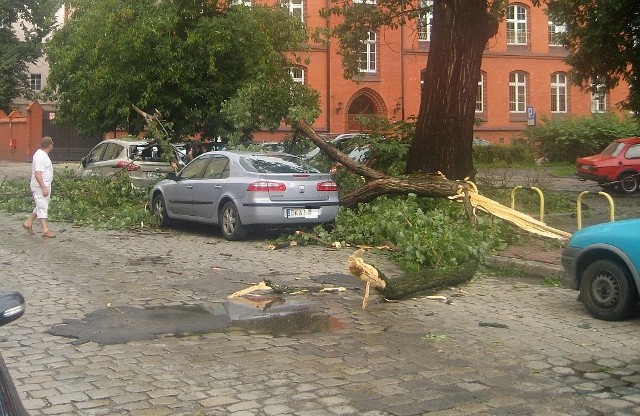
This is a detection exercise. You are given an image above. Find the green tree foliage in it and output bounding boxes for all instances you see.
[0,0,58,112]
[547,0,640,113]
[319,195,508,272]
[45,0,320,141]
[322,0,541,180]
[526,113,640,162]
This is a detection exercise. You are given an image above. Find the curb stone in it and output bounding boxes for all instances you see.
[486,255,564,280]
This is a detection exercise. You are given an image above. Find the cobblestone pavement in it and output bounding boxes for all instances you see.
[2,208,640,416]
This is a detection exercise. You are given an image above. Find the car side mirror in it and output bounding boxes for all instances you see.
[0,292,25,327]
[81,157,87,168]
[166,172,178,181]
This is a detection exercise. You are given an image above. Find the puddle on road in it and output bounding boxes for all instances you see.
[47,295,344,345]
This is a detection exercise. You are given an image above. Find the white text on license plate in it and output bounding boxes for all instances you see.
[285,208,319,219]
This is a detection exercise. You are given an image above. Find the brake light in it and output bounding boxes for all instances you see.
[116,161,140,171]
[317,181,338,192]
[247,181,287,192]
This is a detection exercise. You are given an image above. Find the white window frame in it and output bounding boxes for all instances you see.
[476,73,484,113]
[509,72,527,113]
[29,74,42,91]
[418,0,433,42]
[287,0,303,22]
[290,67,304,84]
[551,73,567,113]
[507,5,528,45]
[548,21,566,46]
[358,31,377,74]
[591,84,608,113]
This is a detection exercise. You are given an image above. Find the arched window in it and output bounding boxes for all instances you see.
[509,71,527,113]
[591,81,608,113]
[358,31,377,73]
[548,21,566,46]
[286,0,303,22]
[476,72,485,113]
[507,4,528,45]
[551,73,568,113]
[290,67,305,84]
[418,0,433,42]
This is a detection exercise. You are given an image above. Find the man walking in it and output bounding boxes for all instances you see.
[23,136,55,238]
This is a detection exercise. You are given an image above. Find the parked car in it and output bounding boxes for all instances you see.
[149,150,340,240]
[303,133,370,161]
[0,291,29,416]
[575,136,640,194]
[256,142,286,153]
[561,218,640,321]
[473,137,492,146]
[78,138,185,188]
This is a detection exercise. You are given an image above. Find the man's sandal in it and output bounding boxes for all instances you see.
[22,223,35,235]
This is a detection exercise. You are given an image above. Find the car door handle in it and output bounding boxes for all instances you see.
[187,185,193,189]
[214,185,222,189]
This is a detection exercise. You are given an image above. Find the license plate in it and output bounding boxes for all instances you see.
[285,208,319,219]
[146,171,164,178]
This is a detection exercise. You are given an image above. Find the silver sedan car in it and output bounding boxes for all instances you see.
[149,150,340,240]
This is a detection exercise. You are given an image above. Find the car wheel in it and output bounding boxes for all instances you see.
[153,194,172,227]
[579,259,637,321]
[617,173,638,194]
[219,201,247,241]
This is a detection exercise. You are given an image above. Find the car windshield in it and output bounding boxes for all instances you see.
[601,141,625,157]
[241,154,321,174]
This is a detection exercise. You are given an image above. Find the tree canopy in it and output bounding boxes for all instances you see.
[323,0,542,180]
[0,0,58,112]
[547,0,640,113]
[45,0,320,140]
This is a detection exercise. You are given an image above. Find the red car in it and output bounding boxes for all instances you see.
[576,137,640,194]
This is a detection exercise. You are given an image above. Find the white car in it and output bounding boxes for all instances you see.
[78,138,184,188]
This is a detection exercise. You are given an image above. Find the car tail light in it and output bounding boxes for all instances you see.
[247,181,287,192]
[317,181,338,192]
[116,161,140,171]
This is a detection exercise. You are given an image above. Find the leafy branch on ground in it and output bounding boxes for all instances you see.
[0,168,156,230]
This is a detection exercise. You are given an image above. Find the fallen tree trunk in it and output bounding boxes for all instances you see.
[339,176,461,208]
[295,120,465,208]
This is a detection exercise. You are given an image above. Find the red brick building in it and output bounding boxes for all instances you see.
[254,0,629,144]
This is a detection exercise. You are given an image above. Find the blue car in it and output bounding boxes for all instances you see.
[561,219,640,320]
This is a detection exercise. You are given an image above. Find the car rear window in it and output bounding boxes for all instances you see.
[240,154,321,174]
[129,144,164,162]
[601,142,625,157]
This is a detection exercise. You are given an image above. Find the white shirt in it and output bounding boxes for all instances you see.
[31,148,54,189]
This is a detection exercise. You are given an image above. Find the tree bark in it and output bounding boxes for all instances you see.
[296,120,464,208]
[406,0,499,180]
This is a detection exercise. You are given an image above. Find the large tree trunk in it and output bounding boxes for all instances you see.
[406,0,498,180]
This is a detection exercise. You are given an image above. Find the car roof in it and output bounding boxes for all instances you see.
[616,137,640,144]
[202,150,292,157]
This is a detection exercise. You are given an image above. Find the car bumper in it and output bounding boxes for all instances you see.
[561,246,580,290]
[239,203,340,225]
[576,171,608,183]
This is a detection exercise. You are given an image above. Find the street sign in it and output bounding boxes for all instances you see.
[527,106,535,126]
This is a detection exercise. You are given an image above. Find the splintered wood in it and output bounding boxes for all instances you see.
[450,187,572,241]
[347,249,386,310]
